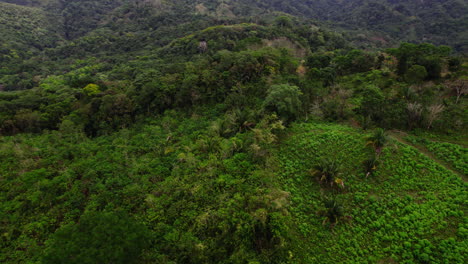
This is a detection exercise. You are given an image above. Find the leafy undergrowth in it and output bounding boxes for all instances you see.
[275,122,467,263]
[405,136,468,176]
[0,111,291,263]
[1,117,466,263]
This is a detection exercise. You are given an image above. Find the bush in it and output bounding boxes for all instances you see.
[263,84,302,122]
[42,211,150,264]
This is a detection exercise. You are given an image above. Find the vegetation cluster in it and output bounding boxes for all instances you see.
[0,1,466,263]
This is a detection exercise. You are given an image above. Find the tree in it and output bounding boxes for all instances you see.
[358,85,385,124]
[198,40,208,53]
[426,104,445,129]
[448,57,462,72]
[334,49,376,75]
[42,211,150,264]
[320,199,345,228]
[335,86,353,120]
[308,66,336,86]
[363,153,379,177]
[388,43,450,78]
[366,128,389,155]
[250,114,285,161]
[405,65,427,84]
[311,158,343,187]
[83,83,101,96]
[417,57,442,79]
[13,109,41,133]
[275,16,292,28]
[305,53,332,69]
[263,84,302,122]
[446,79,467,104]
[407,102,423,130]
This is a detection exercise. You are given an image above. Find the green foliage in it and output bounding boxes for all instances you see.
[0,2,466,263]
[275,16,292,28]
[305,53,332,69]
[405,65,428,84]
[0,110,292,263]
[263,84,302,122]
[42,211,150,264]
[0,2,60,50]
[334,49,377,75]
[448,57,462,72]
[388,43,450,79]
[425,141,468,175]
[276,122,466,263]
[311,157,341,185]
[322,199,344,226]
[82,83,101,96]
[357,85,386,124]
[366,128,389,155]
[406,136,468,175]
[363,153,380,177]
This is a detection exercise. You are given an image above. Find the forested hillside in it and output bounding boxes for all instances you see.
[1,0,466,50]
[0,0,467,263]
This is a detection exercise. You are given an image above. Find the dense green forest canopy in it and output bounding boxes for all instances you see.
[0,0,467,263]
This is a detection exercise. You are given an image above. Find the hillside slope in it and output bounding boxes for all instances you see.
[1,0,466,51]
[1,118,466,263]
[0,2,61,51]
[275,122,466,263]
[0,1,466,263]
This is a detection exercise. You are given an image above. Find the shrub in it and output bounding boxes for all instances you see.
[42,211,150,264]
[263,84,302,122]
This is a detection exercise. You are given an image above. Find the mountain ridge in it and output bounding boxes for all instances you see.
[1,0,466,51]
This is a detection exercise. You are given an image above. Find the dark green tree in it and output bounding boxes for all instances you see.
[275,16,293,28]
[42,211,150,264]
[263,84,302,122]
[405,65,427,84]
[305,53,332,69]
[358,85,385,124]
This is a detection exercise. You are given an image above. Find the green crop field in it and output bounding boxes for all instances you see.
[275,123,467,263]
[0,1,467,263]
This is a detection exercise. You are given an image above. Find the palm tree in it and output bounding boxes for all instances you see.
[322,199,344,228]
[363,153,379,178]
[311,158,343,187]
[366,128,389,155]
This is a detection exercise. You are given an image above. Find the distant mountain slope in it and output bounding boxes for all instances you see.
[0,2,62,83]
[1,0,466,51]
[0,0,125,39]
[186,0,468,51]
[0,2,61,49]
